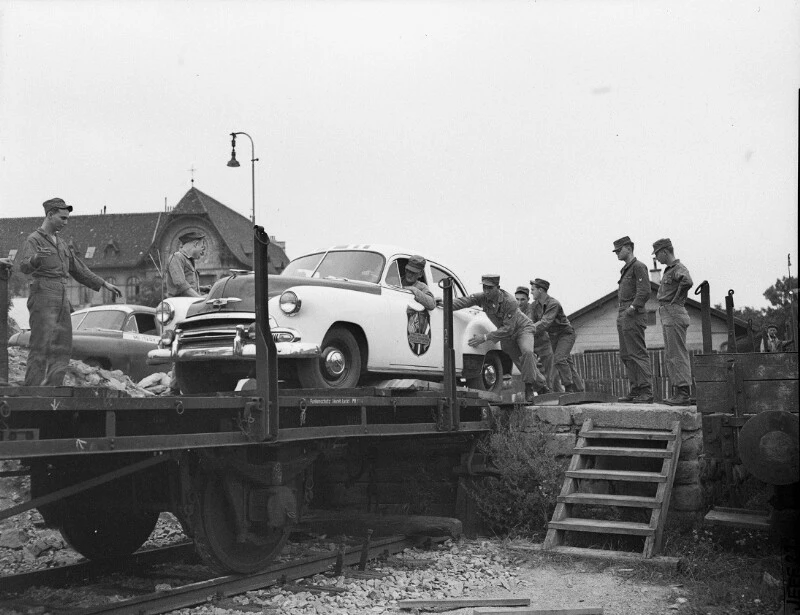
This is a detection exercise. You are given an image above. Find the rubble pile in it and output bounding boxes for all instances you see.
[4,347,172,397]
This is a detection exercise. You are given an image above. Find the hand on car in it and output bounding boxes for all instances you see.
[468,333,487,348]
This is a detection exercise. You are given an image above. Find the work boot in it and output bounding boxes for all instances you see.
[632,390,654,404]
[565,383,580,393]
[618,387,639,402]
[524,383,536,403]
[664,386,692,406]
[538,384,552,395]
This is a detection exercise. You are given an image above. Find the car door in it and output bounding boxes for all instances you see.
[121,312,162,381]
[429,263,483,371]
[383,257,441,371]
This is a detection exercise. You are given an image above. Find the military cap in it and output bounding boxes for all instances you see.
[43,197,73,214]
[406,255,426,274]
[766,323,779,332]
[481,274,500,287]
[612,236,633,252]
[652,238,673,254]
[179,230,206,244]
[530,278,550,291]
[514,286,530,297]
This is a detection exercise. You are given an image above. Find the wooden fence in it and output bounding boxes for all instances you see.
[572,349,702,401]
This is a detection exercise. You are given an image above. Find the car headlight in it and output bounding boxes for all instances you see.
[159,329,176,349]
[155,301,174,325]
[279,291,301,315]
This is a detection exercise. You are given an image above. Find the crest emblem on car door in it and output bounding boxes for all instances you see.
[406,308,431,356]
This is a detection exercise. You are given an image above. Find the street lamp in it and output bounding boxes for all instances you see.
[227,132,258,225]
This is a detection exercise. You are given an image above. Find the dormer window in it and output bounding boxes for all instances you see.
[104,240,120,258]
[8,249,17,260]
[85,247,96,259]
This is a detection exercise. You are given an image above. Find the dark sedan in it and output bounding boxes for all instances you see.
[9,304,163,382]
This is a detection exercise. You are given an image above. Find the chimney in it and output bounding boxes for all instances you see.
[650,258,662,284]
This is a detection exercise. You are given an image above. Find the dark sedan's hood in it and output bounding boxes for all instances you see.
[185,274,381,318]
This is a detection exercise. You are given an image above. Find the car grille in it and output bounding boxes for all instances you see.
[177,325,285,347]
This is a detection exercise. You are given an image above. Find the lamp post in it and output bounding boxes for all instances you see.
[227,132,258,225]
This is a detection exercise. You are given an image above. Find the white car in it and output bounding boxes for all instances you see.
[147,245,512,394]
[153,296,202,333]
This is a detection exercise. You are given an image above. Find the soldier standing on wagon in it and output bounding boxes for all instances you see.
[17,198,122,386]
[653,237,694,406]
[613,235,654,403]
[165,231,209,298]
[454,274,550,402]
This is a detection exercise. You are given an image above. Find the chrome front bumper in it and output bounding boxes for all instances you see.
[146,324,320,365]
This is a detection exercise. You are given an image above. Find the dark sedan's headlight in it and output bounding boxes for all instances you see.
[158,329,176,349]
[279,291,301,315]
[155,301,174,325]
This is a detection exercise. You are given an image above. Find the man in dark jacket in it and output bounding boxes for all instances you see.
[453,275,549,401]
[17,198,122,386]
[613,236,654,403]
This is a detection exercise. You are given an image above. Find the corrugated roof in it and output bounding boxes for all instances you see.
[1,212,165,268]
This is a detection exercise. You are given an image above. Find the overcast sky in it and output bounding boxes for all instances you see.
[1,0,798,311]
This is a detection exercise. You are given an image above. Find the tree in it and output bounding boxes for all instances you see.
[714,275,797,350]
[763,276,797,336]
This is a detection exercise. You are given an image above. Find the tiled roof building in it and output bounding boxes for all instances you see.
[1,187,289,307]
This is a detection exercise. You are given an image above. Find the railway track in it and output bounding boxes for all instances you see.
[0,535,430,615]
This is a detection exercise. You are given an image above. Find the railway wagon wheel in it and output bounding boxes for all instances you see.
[58,507,159,561]
[191,473,289,574]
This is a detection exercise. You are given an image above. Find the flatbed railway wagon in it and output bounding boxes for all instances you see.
[0,228,492,574]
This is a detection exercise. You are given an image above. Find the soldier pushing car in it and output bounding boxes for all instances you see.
[454,274,550,402]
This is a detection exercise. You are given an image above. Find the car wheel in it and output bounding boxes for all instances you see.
[466,352,503,394]
[297,327,362,389]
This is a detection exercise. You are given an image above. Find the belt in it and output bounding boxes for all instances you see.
[32,276,69,284]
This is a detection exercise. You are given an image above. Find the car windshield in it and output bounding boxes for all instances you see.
[76,310,126,331]
[282,252,325,278]
[283,251,385,284]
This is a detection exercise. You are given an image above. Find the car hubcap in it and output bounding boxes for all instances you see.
[483,363,498,388]
[323,348,346,378]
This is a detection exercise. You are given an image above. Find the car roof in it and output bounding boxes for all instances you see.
[71,304,156,316]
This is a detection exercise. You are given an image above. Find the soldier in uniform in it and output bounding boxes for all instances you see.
[453,274,550,401]
[529,278,580,393]
[515,285,554,389]
[613,236,654,403]
[653,238,694,405]
[166,231,209,298]
[401,255,436,310]
[17,198,122,386]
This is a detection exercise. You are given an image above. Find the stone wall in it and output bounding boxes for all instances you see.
[512,403,705,523]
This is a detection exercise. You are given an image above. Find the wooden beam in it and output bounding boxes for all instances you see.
[473,608,603,615]
[397,597,530,610]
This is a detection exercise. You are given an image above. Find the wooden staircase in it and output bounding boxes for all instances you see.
[543,418,682,558]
